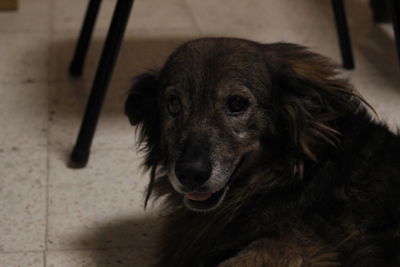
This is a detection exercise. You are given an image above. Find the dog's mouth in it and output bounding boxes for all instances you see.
[183,184,230,212]
[180,156,247,212]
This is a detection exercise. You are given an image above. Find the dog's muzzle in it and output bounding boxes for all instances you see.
[174,158,232,211]
[175,158,211,190]
[173,136,234,211]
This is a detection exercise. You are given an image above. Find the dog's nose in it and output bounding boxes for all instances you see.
[175,135,212,189]
[175,159,211,189]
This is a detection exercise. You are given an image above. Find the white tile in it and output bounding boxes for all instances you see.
[0,0,51,33]
[0,148,47,252]
[0,251,44,267]
[46,247,156,267]
[0,82,48,150]
[47,148,161,250]
[0,33,50,83]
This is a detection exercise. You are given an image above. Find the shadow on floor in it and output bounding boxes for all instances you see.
[73,213,163,266]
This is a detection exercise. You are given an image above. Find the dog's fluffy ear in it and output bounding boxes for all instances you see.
[125,71,166,206]
[125,71,162,169]
[266,44,361,171]
[125,72,159,126]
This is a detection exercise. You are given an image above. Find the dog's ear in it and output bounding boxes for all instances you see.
[265,44,361,171]
[125,71,159,126]
[125,71,167,207]
[125,71,163,169]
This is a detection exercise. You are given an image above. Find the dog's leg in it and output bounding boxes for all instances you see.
[217,239,339,267]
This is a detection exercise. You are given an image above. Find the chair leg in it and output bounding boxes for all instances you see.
[69,0,135,168]
[390,0,400,69]
[69,0,103,77]
[331,0,355,70]
[370,0,391,23]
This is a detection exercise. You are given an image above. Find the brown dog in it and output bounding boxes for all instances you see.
[125,38,400,266]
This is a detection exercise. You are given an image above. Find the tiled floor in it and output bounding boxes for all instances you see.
[0,0,399,266]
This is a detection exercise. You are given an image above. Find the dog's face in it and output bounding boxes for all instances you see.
[160,56,272,211]
[161,82,263,210]
[125,38,356,212]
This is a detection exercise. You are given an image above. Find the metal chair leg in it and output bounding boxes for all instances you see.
[69,0,135,168]
[370,0,391,23]
[331,0,355,70]
[390,0,400,69]
[69,0,103,77]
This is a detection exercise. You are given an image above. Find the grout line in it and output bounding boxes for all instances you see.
[42,250,46,267]
[44,1,55,267]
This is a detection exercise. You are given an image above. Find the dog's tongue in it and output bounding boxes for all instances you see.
[185,193,212,201]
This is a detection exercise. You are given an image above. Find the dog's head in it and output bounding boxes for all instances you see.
[125,38,363,212]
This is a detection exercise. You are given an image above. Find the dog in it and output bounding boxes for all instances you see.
[125,38,400,266]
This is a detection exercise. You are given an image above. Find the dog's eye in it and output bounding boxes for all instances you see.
[167,94,182,116]
[226,95,249,115]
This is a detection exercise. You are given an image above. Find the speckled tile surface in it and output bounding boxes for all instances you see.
[0,148,47,252]
[0,33,50,83]
[0,82,48,150]
[0,0,399,266]
[0,252,44,267]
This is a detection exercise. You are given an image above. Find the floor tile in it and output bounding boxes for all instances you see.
[0,82,48,150]
[46,247,156,267]
[0,33,50,83]
[0,148,47,252]
[0,0,51,33]
[0,251,44,267]
[185,0,343,61]
[53,0,197,32]
[47,148,161,250]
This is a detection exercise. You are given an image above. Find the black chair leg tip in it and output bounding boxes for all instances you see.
[68,147,89,168]
[69,62,83,77]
